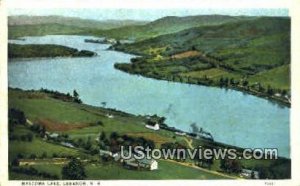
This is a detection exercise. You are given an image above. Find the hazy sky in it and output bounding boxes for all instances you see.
[8,8,289,21]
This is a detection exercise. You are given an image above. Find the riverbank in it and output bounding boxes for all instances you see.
[8,43,96,59]
[111,17,290,107]
[114,62,290,107]
[8,88,291,179]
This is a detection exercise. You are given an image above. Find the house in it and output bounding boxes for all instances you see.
[106,38,117,44]
[274,93,281,97]
[106,114,114,119]
[47,132,59,139]
[115,150,158,171]
[61,142,75,148]
[99,149,118,158]
[145,123,160,131]
[175,131,186,136]
[240,169,260,179]
[124,157,158,170]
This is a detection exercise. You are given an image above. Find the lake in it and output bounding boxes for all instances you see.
[8,35,290,157]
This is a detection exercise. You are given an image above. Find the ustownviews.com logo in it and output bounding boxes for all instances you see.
[120,146,278,161]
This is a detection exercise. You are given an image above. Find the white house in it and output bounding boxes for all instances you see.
[147,159,158,170]
[99,149,118,158]
[46,132,59,139]
[124,158,158,170]
[175,132,186,136]
[61,142,75,148]
[106,114,114,119]
[240,169,259,179]
[145,123,160,131]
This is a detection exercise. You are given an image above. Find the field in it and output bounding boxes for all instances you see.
[14,160,227,180]
[249,64,290,90]
[114,17,290,106]
[8,89,291,180]
[8,89,229,180]
[180,68,242,81]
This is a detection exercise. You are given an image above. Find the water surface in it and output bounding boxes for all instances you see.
[8,35,290,157]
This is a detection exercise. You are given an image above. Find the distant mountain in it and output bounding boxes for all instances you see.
[8,15,253,39]
[94,15,255,40]
[115,16,290,73]
[8,15,148,30]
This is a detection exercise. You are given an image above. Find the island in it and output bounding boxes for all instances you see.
[8,43,97,59]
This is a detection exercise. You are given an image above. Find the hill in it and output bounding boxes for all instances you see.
[8,15,253,40]
[113,17,290,106]
[93,15,254,40]
[8,16,147,39]
[8,23,90,39]
[8,15,147,29]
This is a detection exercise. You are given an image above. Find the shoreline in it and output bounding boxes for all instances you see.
[8,87,290,159]
[11,34,290,108]
[115,65,290,108]
[111,47,290,108]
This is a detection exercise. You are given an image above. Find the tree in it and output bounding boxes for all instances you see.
[190,123,199,133]
[29,154,37,159]
[40,125,46,137]
[11,158,19,166]
[101,102,107,108]
[84,137,92,151]
[230,78,235,85]
[26,133,33,142]
[110,132,119,140]
[73,89,82,104]
[9,108,26,125]
[73,89,79,98]
[242,80,249,87]
[267,86,274,95]
[62,158,86,180]
[99,132,106,141]
[220,158,242,173]
[158,116,166,125]
[41,152,47,159]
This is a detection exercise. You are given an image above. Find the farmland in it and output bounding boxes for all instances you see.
[8,89,290,180]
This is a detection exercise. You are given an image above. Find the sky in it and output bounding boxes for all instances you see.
[8,8,289,21]
[7,0,290,21]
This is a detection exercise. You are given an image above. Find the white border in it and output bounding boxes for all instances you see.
[6,0,291,9]
[1,0,300,186]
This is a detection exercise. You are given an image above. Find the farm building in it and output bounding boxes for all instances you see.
[240,169,260,179]
[123,157,158,171]
[145,123,160,131]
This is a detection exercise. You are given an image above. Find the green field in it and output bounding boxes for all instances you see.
[8,89,291,180]
[113,17,290,106]
[249,64,290,90]
[180,68,242,81]
[8,90,226,180]
[13,160,227,180]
